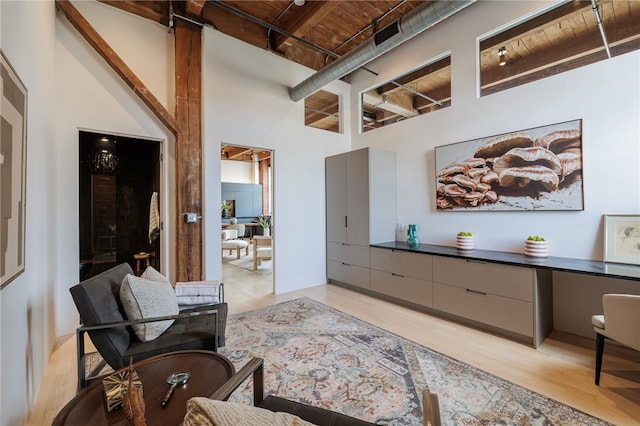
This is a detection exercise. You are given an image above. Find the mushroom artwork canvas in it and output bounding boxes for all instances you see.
[434,119,583,211]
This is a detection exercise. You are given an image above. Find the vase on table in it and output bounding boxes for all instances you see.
[525,239,548,257]
[407,224,419,247]
[263,227,270,237]
[456,235,474,251]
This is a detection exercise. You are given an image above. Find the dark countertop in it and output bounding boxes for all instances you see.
[370,241,640,281]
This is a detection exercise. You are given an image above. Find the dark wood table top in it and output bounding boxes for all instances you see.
[53,350,235,426]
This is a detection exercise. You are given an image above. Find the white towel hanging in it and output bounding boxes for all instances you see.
[149,191,160,243]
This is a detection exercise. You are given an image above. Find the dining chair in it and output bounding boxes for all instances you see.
[592,293,640,385]
[253,236,272,270]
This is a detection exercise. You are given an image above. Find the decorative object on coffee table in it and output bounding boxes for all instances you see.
[525,236,548,257]
[102,364,143,412]
[456,232,474,250]
[122,359,147,426]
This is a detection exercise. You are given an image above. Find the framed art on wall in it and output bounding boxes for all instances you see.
[435,119,583,211]
[1,50,28,289]
[603,214,640,265]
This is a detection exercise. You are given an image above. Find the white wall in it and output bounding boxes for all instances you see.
[350,0,640,261]
[1,1,57,424]
[221,160,255,184]
[202,29,352,292]
[54,0,176,339]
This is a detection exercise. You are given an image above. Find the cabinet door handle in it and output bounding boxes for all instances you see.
[466,289,487,296]
[391,273,405,278]
[342,262,351,266]
[345,216,348,228]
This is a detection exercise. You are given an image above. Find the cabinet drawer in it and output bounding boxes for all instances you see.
[327,242,370,268]
[370,248,432,281]
[433,257,534,302]
[433,283,533,337]
[370,270,432,307]
[328,260,370,289]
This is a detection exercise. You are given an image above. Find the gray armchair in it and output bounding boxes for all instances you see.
[69,263,227,390]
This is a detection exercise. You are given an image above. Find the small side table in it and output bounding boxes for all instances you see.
[53,350,235,426]
[133,252,152,275]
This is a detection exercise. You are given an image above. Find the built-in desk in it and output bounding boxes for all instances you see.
[361,242,640,347]
[370,241,640,281]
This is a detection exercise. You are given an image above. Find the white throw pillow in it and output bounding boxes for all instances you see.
[119,271,179,342]
[140,265,171,284]
[183,398,317,426]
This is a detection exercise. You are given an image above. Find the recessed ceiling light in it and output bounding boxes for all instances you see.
[498,47,507,66]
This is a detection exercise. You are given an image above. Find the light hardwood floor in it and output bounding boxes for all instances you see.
[28,260,640,425]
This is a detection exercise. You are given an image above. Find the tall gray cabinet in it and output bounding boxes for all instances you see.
[326,147,396,289]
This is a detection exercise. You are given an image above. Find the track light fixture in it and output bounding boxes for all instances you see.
[498,46,507,66]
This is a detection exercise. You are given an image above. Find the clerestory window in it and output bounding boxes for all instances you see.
[360,54,451,133]
[480,0,640,96]
[304,90,341,134]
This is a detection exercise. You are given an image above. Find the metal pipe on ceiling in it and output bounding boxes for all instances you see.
[289,0,476,102]
[590,0,611,58]
[209,0,341,60]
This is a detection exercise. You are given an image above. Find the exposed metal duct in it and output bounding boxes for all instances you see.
[289,0,476,102]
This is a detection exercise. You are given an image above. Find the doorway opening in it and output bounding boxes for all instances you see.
[220,143,274,298]
[79,130,161,280]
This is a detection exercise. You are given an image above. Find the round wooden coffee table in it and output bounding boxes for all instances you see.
[53,350,235,426]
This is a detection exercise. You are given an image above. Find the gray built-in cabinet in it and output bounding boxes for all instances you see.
[325,148,397,290]
[221,183,262,218]
[325,148,554,348]
[368,247,553,348]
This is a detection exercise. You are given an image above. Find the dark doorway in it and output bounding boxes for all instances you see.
[79,131,161,280]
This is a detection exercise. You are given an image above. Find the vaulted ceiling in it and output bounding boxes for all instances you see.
[99,1,639,133]
[101,1,429,73]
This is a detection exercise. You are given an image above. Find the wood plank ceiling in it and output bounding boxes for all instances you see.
[101,0,638,130]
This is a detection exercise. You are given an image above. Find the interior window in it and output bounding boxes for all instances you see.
[360,55,451,133]
[304,90,340,134]
[480,0,640,96]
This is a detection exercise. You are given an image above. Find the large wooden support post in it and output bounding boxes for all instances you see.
[174,19,203,281]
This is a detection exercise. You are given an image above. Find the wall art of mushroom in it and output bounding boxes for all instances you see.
[434,119,584,211]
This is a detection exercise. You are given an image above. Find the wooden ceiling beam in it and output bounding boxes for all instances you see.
[256,151,270,162]
[185,0,206,18]
[98,0,169,26]
[272,1,341,52]
[56,0,180,136]
[224,147,252,160]
[375,57,451,95]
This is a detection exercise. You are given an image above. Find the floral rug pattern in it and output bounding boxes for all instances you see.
[220,297,610,426]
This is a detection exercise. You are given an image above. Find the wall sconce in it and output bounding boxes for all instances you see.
[498,47,507,66]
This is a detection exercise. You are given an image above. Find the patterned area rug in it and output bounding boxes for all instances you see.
[220,297,610,426]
